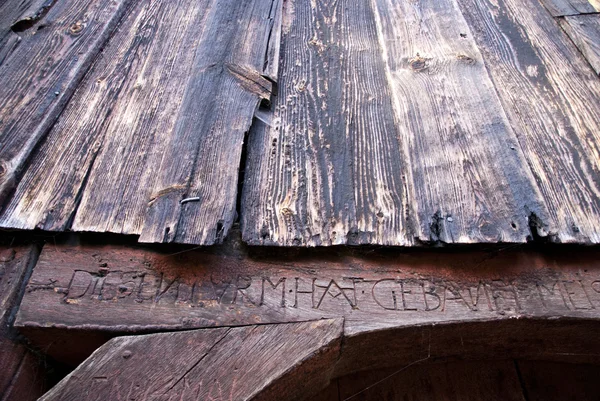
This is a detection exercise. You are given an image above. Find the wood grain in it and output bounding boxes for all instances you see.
[40,320,343,401]
[137,0,277,245]
[242,0,411,246]
[561,14,600,75]
[457,0,600,243]
[0,0,130,206]
[0,0,280,245]
[372,0,547,244]
[539,0,600,16]
[0,0,49,66]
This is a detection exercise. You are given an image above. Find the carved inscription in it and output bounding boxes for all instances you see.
[30,269,600,315]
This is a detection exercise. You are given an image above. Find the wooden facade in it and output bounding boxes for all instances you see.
[1,0,600,399]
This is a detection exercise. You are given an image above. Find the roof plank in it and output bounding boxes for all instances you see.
[538,0,599,16]
[458,0,600,243]
[137,0,277,244]
[242,0,411,246]
[561,14,600,76]
[372,0,547,244]
[0,0,130,206]
[0,0,279,244]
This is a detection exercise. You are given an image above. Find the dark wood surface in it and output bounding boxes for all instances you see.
[40,319,343,401]
[517,360,600,401]
[315,360,600,401]
[0,245,47,401]
[0,0,598,247]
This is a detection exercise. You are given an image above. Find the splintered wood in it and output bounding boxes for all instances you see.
[1,0,600,246]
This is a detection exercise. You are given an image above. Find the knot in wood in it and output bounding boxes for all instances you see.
[69,21,84,35]
[409,56,428,72]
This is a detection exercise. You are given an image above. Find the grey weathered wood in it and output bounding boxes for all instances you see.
[40,319,343,401]
[0,0,280,245]
[0,0,215,233]
[0,0,49,66]
[0,0,130,206]
[371,0,547,244]
[457,0,600,243]
[137,0,276,245]
[561,15,600,75]
[242,0,411,246]
[15,241,600,366]
[539,0,599,16]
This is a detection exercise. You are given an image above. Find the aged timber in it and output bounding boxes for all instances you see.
[0,244,47,400]
[15,236,600,366]
[40,320,343,401]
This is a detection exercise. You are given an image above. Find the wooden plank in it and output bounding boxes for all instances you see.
[0,0,49,66]
[561,15,600,76]
[136,0,276,245]
[336,361,524,400]
[0,244,47,401]
[40,319,343,401]
[242,0,411,246]
[371,0,547,244]
[0,0,279,246]
[0,0,214,233]
[0,0,130,206]
[15,239,600,365]
[539,0,599,16]
[517,360,600,401]
[457,0,600,243]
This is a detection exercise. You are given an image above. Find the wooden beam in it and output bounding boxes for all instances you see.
[0,244,47,401]
[40,319,343,401]
[14,239,600,366]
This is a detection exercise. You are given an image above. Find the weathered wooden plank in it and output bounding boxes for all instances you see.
[0,0,50,66]
[539,0,599,16]
[0,0,130,206]
[0,0,279,246]
[371,0,547,244]
[40,319,343,401]
[457,0,600,243]
[0,0,213,233]
[336,361,524,400]
[242,0,411,246]
[136,0,276,245]
[15,239,600,365]
[0,244,47,401]
[561,15,600,76]
[517,361,600,401]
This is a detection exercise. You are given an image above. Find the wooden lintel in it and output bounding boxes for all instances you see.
[14,242,600,368]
